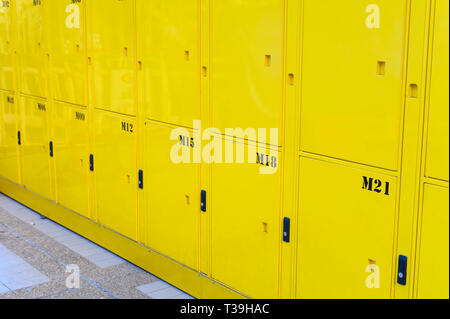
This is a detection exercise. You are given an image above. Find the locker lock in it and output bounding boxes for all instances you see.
[397,255,407,286]
[89,154,94,172]
[49,141,54,157]
[201,190,207,212]
[138,170,144,189]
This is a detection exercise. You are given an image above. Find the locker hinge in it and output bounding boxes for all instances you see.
[138,170,144,189]
[397,255,407,285]
[17,131,21,145]
[89,154,94,171]
[201,190,207,212]
[49,141,54,157]
[283,217,291,243]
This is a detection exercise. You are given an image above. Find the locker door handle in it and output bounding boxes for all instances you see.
[397,255,407,285]
[49,141,53,157]
[89,154,94,171]
[201,190,207,212]
[283,217,291,243]
[138,170,144,189]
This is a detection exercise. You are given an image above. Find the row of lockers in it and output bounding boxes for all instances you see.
[0,0,448,299]
[0,0,448,175]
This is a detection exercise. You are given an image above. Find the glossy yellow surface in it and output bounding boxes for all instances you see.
[0,0,448,300]
[94,110,137,240]
[54,101,88,217]
[0,2,14,91]
[137,0,200,128]
[49,0,86,106]
[425,0,449,182]
[145,122,199,270]
[300,0,407,170]
[19,95,51,199]
[87,0,135,116]
[297,157,397,298]
[15,0,48,98]
[211,0,284,139]
[211,139,281,298]
[416,184,449,299]
[0,91,18,183]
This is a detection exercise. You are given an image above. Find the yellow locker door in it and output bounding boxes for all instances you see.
[54,102,88,217]
[425,0,449,182]
[87,0,135,116]
[296,157,397,298]
[300,0,407,170]
[416,184,449,299]
[16,0,48,98]
[211,0,284,142]
[138,0,200,128]
[211,140,281,298]
[20,95,51,199]
[145,122,199,269]
[49,0,86,106]
[94,110,137,240]
[0,92,19,183]
[0,1,14,91]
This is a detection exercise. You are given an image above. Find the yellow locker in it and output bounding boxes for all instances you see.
[137,0,200,128]
[425,0,449,182]
[87,0,135,116]
[94,110,137,240]
[16,0,48,98]
[49,0,86,106]
[54,102,88,217]
[0,91,19,183]
[211,0,284,140]
[296,157,397,298]
[416,184,449,299]
[20,95,51,199]
[300,0,407,170]
[211,139,280,298]
[0,1,14,91]
[145,122,199,269]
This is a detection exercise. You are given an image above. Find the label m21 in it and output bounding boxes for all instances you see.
[362,176,390,196]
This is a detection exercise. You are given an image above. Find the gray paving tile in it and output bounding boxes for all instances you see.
[0,282,9,294]
[136,280,192,299]
[0,196,124,269]
[0,243,49,291]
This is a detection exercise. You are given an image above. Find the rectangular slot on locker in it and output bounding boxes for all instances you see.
[376,61,386,76]
[409,84,418,98]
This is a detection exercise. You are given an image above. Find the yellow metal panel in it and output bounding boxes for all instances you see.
[54,102,88,217]
[296,157,397,298]
[211,0,284,141]
[0,1,14,91]
[87,0,135,116]
[416,184,449,299]
[20,95,51,199]
[137,0,200,128]
[425,0,449,182]
[94,110,137,240]
[145,122,199,270]
[211,140,280,298]
[16,0,48,98]
[49,0,86,106]
[300,0,407,170]
[0,91,18,183]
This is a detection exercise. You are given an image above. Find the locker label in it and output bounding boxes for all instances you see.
[121,121,134,133]
[33,0,41,6]
[1,1,9,8]
[362,176,390,196]
[37,103,47,111]
[257,153,278,169]
[75,112,85,121]
[179,135,195,149]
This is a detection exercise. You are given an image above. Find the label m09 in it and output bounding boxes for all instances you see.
[362,176,390,196]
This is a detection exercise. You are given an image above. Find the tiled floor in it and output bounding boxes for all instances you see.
[0,194,194,299]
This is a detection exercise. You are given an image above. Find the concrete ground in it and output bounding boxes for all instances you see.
[0,194,194,299]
